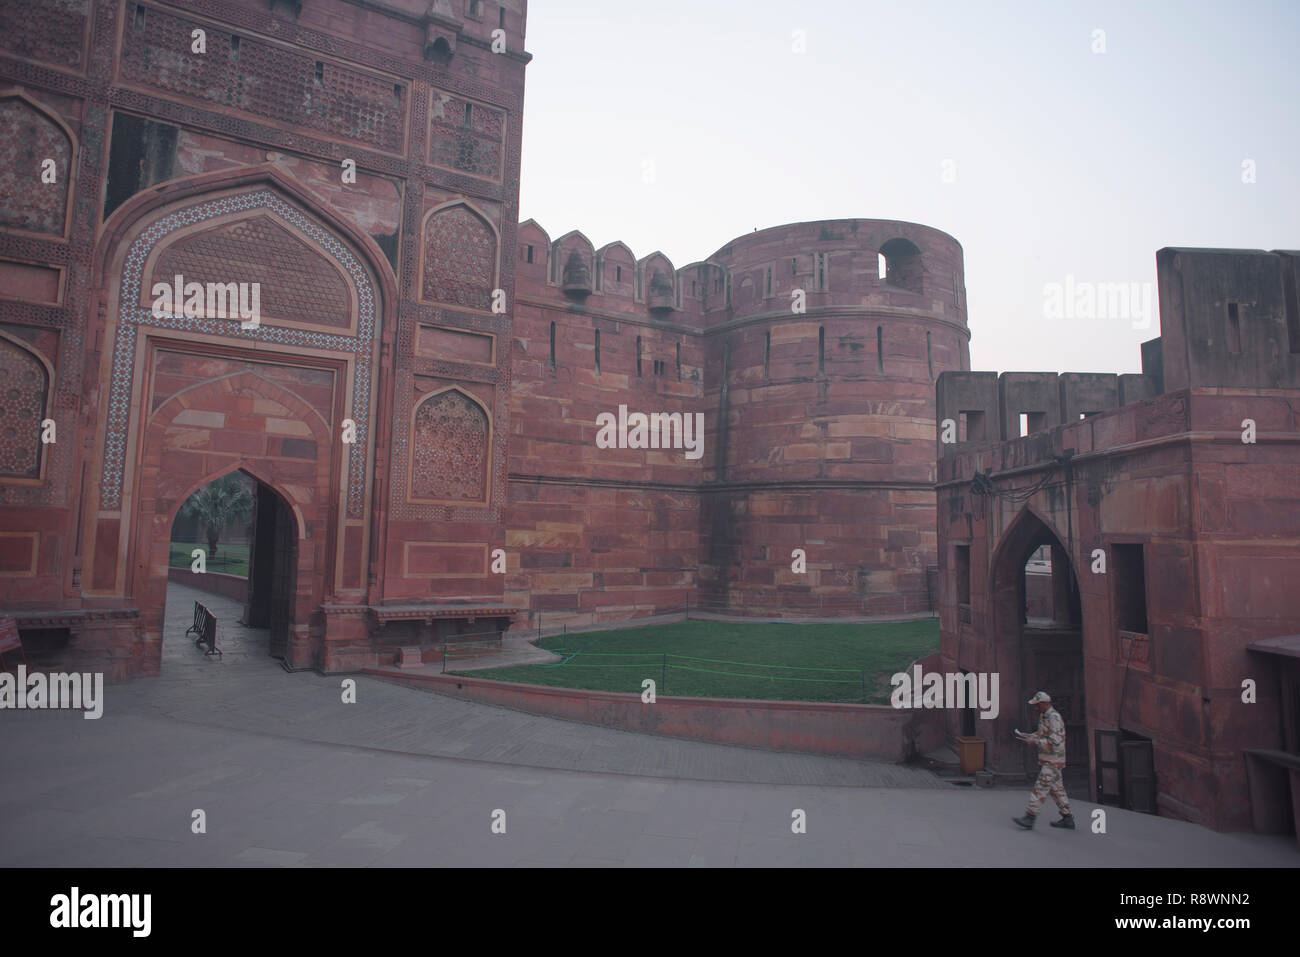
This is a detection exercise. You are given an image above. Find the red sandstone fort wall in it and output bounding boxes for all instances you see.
[934,247,1300,830]
[0,0,973,665]
[507,218,968,627]
[0,0,530,674]
[699,221,966,617]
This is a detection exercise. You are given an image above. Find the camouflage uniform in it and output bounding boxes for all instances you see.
[1024,705,1071,816]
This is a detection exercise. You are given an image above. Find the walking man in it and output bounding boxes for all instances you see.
[1012,691,1074,830]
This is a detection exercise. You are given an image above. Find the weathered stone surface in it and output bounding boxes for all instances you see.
[936,248,1300,836]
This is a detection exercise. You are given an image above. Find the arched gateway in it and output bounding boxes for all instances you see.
[987,506,1090,783]
[83,167,392,676]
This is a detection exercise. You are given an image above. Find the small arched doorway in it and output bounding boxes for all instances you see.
[164,469,299,663]
[990,508,1089,790]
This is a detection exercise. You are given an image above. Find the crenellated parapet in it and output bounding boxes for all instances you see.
[515,217,968,335]
[516,220,696,321]
[935,247,1300,456]
[705,219,966,330]
[935,369,1159,453]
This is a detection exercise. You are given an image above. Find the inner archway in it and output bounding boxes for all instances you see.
[990,508,1089,790]
[164,470,299,664]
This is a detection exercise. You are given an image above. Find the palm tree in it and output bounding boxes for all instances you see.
[180,474,255,559]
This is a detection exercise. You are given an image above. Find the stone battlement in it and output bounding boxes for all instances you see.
[936,247,1300,456]
[515,218,967,332]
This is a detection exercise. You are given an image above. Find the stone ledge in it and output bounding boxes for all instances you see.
[364,668,941,762]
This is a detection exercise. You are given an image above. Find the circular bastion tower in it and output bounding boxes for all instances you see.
[696,219,968,617]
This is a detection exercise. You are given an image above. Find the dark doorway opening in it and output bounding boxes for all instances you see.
[243,480,298,660]
[1096,728,1157,813]
[166,470,296,664]
[1011,523,1089,792]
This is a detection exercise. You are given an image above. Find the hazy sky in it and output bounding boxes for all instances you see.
[517,1,1300,374]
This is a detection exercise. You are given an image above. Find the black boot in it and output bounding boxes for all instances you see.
[1050,814,1076,829]
[1012,813,1037,829]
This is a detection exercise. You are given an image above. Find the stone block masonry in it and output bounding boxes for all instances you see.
[0,0,965,676]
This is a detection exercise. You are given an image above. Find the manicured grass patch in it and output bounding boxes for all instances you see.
[454,618,939,704]
[168,542,251,578]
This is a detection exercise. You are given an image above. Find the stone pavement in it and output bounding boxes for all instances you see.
[145,585,943,788]
[0,583,1294,867]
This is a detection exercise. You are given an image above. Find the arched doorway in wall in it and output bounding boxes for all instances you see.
[83,167,395,678]
[990,507,1089,792]
[164,469,299,663]
[132,368,329,674]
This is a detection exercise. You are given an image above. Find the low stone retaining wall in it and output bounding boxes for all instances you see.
[167,567,249,604]
[365,664,945,762]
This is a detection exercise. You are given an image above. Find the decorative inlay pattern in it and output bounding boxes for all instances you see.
[0,0,88,70]
[0,338,47,477]
[410,389,488,502]
[429,89,504,181]
[0,97,72,235]
[154,214,351,327]
[421,205,495,310]
[102,189,377,516]
[119,3,405,153]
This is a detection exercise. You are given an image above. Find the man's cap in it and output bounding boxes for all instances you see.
[1027,691,1052,705]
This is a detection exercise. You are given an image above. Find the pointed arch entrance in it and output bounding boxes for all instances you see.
[166,467,298,661]
[989,507,1089,785]
[139,370,327,670]
[84,166,396,676]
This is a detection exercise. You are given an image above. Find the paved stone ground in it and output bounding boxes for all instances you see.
[140,585,943,787]
[0,583,1294,867]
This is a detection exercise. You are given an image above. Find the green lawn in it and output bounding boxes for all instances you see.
[168,542,251,578]
[454,618,939,704]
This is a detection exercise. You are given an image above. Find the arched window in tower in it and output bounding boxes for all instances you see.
[764,330,771,379]
[410,389,490,503]
[549,321,556,368]
[0,337,49,478]
[878,238,923,294]
[595,329,601,374]
[636,336,643,377]
[422,204,497,310]
[818,326,825,375]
